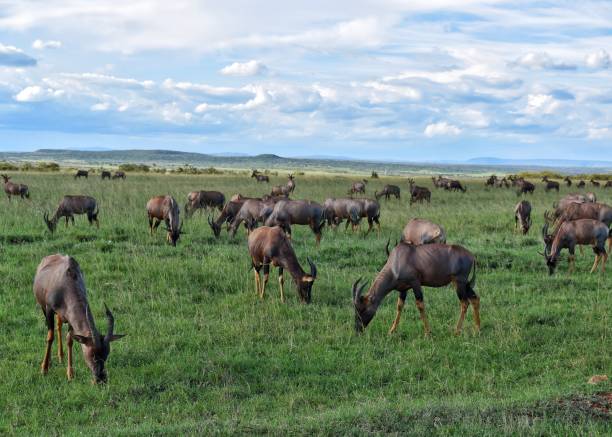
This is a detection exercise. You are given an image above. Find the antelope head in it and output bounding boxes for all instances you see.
[297,257,317,303]
[208,215,221,238]
[72,304,125,384]
[43,212,56,233]
[1,174,9,183]
[352,278,372,333]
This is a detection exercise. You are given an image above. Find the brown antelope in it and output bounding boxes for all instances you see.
[184,190,225,218]
[44,196,99,233]
[577,180,586,188]
[208,200,245,237]
[323,198,362,229]
[591,179,601,187]
[248,226,317,303]
[33,254,125,383]
[146,195,182,246]
[541,216,609,274]
[515,178,535,195]
[353,242,479,336]
[497,177,510,188]
[485,175,497,187]
[514,200,532,234]
[375,184,400,201]
[264,199,326,245]
[564,176,572,187]
[101,170,111,180]
[112,171,126,180]
[348,179,367,196]
[446,179,466,192]
[350,198,381,235]
[286,174,296,193]
[271,184,290,197]
[1,174,29,200]
[74,170,88,179]
[401,218,446,245]
[229,198,276,237]
[408,179,431,205]
[251,170,269,183]
[542,176,560,192]
[605,181,612,189]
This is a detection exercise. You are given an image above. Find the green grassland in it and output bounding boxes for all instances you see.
[0,172,610,435]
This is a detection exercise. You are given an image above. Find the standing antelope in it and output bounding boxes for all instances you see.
[251,170,269,183]
[485,175,498,187]
[348,180,368,196]
[184,190,225,218]
[514,200,532,234]
[401,219,446,245]
[208,200,245,237]
[375,185,401,201]
[605,181,612,189]
[146,195,182,246]
[112,171,126,180]
[74,170,89,179]
[44,196,99,233]
[352,242,479,336]
[33,254,125,383]
[101,170,111,180]
[248,226,317,303]
[577,180,586,188]
[1,174,29,200]
[229,198,276,237]
[515,178,535,196]
[264,199,326,245]
[323,198,362,229]
[286,174,296,193]
[542,176,560,192]
[408,179,431,205]
[564,176,572,187]
[591,179,601,187]
[541,218,609,275]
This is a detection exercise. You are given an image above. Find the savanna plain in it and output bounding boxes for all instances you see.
[0,171,610,435]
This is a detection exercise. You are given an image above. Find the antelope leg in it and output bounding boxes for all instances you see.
[260,261,270,299]
[468,296,481,333]
[253,269,261,296]
[590,254,600,273]
[388,291,407,334]
[278,267,285,303]
[56,314,64,363]
[455,300,469,335]
[41,310,55,374]
[413,286,430,337]
[66,329,74,380]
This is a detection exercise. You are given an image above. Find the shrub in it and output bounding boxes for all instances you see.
[0,161,19,171]
[118,163,150,173]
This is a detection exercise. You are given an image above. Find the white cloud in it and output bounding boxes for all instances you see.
[220,60,266,76]
[90,102,110,111]
[32,39,62,50]
[587,126,612,139]
[525,94,561,115]
[585,49,610,69]
[14,85,64,102]
[512,52,575,70]
[452,108,489,128]
[0,43,37,67]
[424,121,461,137]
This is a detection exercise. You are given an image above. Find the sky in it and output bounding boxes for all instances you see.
[1,0,612,161]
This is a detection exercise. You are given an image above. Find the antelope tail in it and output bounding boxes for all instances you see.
[468,260,477,288]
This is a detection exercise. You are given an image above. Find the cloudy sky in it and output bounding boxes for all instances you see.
[1,0,612,161]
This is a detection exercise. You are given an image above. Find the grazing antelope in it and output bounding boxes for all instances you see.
[564,176,572,187]
[447,179,466,192]
[542,176,560,192]
[208,200,245,237]
[251,170,269,183]
[591,179,601,187]
[401,218,446,245]
[184,190,225,218]
[408,179,431,205]
[553,193,594,218]
[101,170,111,180]
[1,174,29,200]
[112,171,126,180]
[605,181,612,189]
[375,184,401,201]
[44,196,99,233]
[323,198,362,229]
[515,178,535,196]
[541,217,609,275]
[514,200,532,234]
[352,198,381,235]
[577,180,586,188]
[146,195,182,246]
[74,170,88,179]
[497,177,510,188]
[229,198,275,237]
[33,254,125,383]
[485,175,497,187]
[264,199,326,245]
[555,202,612,229]
[353,242,479,336]
[348,180,368,196]
[248,226,317,303]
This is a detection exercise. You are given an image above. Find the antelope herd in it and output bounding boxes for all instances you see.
[0,168,609,384]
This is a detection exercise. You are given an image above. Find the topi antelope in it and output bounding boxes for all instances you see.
[146,195,182,246]
[264,199,326,245]
[353,242,479,336]
[184,190,225,218]
[348,179,368,196]
[1,174,29,201]
[251,170,269,183]
[101,170,111,180]
[208,200,245,237]
[591,179,600,187]
[542,176,560,192]
[401,218,446,245]
[541,215,609,274]
[375,184,401,201]
[229,198,276,237]
[44,195,99,233]
[74,170,89,179]
[485,175,497,187]
[515,178,535,196]
[605,181,612,189]
[564,176,572,187]
[514,200,532,234]
[33,254,125,383]
[577,180,586,188]
[112,171,126,180]
[323,198,361,229]
[408,179,431,205]
[248,226,317,303]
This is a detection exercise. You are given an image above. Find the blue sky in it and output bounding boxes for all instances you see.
[1,0,612,161]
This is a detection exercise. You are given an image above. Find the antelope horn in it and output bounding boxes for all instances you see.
[104,303,114,342]
[85,306,101,349]
[307,257,317,279]
[207,215,213,226]
[385,238,391,257]
[352,278,362,301]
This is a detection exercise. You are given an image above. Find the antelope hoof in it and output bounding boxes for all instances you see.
[67,367,74,380]
[40,364,49,375]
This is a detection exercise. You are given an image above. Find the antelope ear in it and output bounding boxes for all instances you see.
[302,275,314,283]
[72,335,94,345]
[107,334,126,342]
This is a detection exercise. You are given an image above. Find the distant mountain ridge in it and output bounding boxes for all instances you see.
[0,149,609,175]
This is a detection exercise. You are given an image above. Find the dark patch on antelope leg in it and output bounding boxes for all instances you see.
[56,314,64,363]
[389,291,407,334]
[413,286,430,337]
[66,328,74,380]
[41,309,55,374]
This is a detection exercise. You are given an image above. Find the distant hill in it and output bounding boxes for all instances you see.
[0,149,610,176]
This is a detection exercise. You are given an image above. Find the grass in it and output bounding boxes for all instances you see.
[0,172,610,435]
